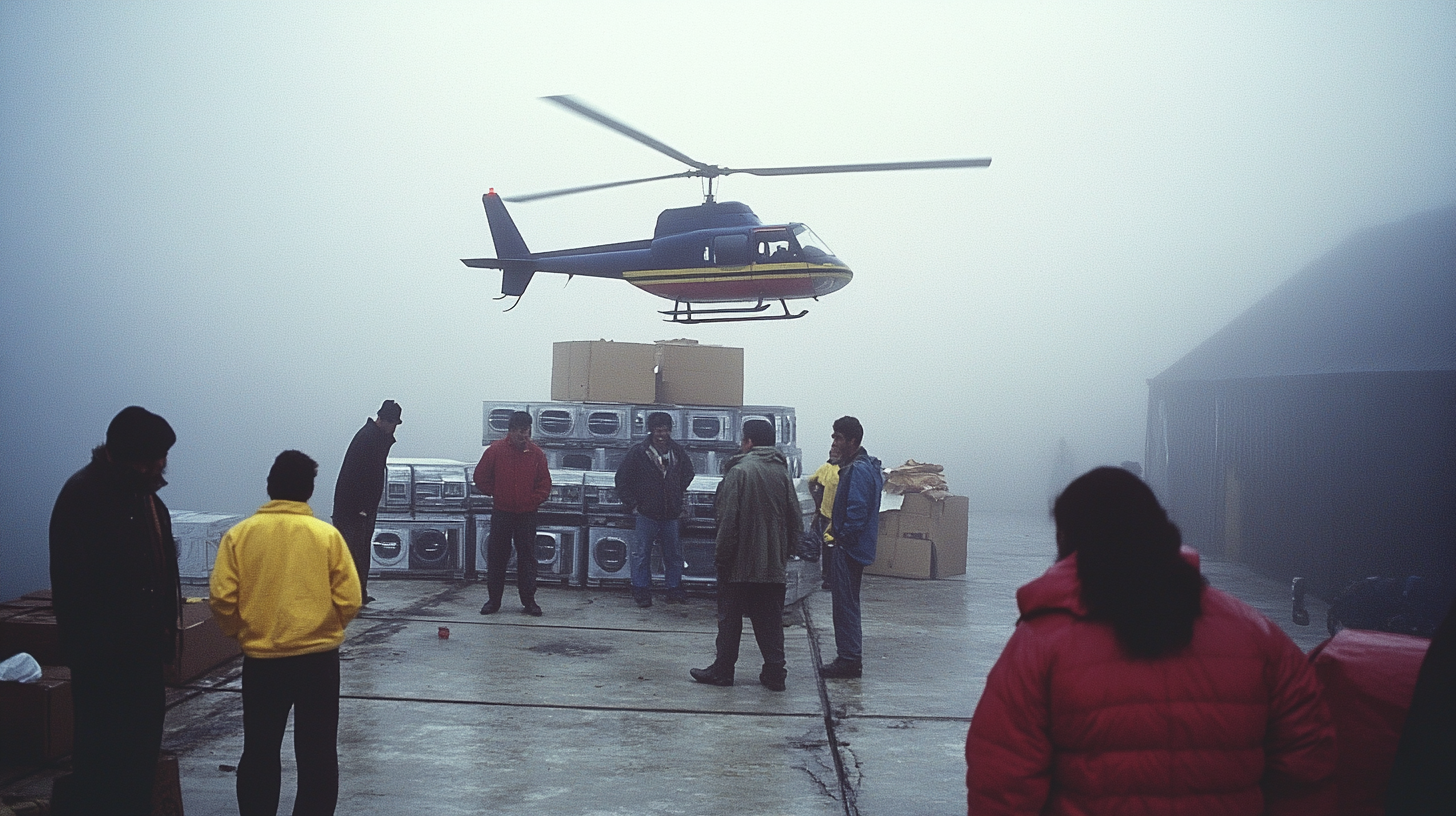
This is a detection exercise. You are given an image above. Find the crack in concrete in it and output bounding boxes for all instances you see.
[802,603,860,816]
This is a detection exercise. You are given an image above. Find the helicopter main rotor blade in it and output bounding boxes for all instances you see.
[729,157,992,176]
[544,95,709,171]
[503,171,697,203]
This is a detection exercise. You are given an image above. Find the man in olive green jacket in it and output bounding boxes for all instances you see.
[691,419,803,691]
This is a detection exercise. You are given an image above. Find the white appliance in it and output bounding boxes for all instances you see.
[586,522,634,584]
[370,515,465,576]
[476,522,583,587]
[171,511,246,582]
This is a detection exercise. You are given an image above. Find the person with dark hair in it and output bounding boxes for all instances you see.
[332,400,402,605]
[822,415,882,679]
[474,410,551,616]
[965,466,1337,815]
[49,405,181,814]
[615,411,695,607]
[211,450,362,816]
[691,418,802,690]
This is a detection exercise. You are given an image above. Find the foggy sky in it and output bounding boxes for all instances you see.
[3,1,1454,600]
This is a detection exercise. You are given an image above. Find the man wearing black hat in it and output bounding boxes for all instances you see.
[50,405,182,815]
[332,400,401,605]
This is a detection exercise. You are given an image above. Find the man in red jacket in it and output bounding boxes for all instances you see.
[474,411,551,616]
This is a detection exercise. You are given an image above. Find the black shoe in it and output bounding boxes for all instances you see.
[690,667,734,686]
[632,589,652,608]
[479,600,501,615]
[820,658,862,679]
[665,589,687,605]
[522,602,542,617]
[759,673,786,692]
[362,594,377,605]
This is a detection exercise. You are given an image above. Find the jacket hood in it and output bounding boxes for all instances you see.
[256,499,315,516]
[1016,546,1203,619]
[725,445,788,471]
[848,447,882,473]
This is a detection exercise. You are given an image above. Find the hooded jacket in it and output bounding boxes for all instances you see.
[713,446,802,584]
[966,549,1337,816]
[49,447,181,666]
[830,447,883,566]
[332,418,395,520]
[615,438,695,521]
[209,500,361,658]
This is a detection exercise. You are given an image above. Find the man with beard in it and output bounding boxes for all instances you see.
[332,400,401,605]
[614,411,695,608]
[50,405,181,814]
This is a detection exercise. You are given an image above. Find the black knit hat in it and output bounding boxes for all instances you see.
[378,400,402,424]
[106,406,176,463]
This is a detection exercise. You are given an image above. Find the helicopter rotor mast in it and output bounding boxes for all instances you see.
[500,95,990,205]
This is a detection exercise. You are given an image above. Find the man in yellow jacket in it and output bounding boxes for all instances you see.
[210,450,361,816]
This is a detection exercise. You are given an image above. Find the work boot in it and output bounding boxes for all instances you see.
[522,602,542,617]
[759,670,787,692]
[689,666,734,686]
[632,587,652,608]
[665,588,687,604]
[479,599,501,615]
[820,658,862,679]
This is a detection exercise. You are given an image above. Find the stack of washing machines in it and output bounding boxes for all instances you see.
[481,401,805,479]
[369,458,470,578]
[464,464,586,586]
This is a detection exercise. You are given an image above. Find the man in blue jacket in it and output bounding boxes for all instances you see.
[823,416,883,679]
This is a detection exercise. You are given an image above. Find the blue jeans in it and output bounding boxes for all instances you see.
[828,545,864,663]
[630,512,681,590]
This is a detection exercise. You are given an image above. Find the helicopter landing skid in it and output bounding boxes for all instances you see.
[661,298,808,325]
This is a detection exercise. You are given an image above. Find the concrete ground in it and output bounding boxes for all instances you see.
[2,510,1329,815]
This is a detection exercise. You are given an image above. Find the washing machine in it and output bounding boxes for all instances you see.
[482,402,530,445]
[530,404,583,444]
[476,521,583,587]
[580,404,633,446]
[586,520,635,584]
[582,470,627,516]
[542,470,587,517]
[401,459,469,513]
[683,474,722,532]
[377,463,413,513]
[682,408,737,445]
[370,515,465,577]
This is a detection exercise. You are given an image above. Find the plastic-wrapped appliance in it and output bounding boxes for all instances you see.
[171,511,246,583]
[370,515,465,576]
[477,522,583,587]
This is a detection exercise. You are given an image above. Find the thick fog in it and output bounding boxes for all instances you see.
[3,2,1454,600]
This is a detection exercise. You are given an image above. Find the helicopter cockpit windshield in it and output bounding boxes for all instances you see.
[790,224,834,261]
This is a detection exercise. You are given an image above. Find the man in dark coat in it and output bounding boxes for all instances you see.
[332,400,401,604]
[614,411,695,608]
[50,405,182,815]
[690,419,802,691]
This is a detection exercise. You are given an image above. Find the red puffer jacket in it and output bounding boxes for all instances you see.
[966,549,1336,816]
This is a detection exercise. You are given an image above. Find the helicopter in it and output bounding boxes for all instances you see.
[463,95,990,324]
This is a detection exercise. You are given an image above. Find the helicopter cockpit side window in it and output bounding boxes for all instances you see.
[791,224,833,261]
[754,230,793,264]
[711,234,750,266]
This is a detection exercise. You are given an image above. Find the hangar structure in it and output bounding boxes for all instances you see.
[1145,206,1455,602]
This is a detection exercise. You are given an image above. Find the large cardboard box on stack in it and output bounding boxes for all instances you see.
[0,665,73,762]
[655,339,744,407]
[551,340,657,404]
[866,493,969,579]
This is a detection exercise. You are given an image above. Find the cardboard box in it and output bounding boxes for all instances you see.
[165,600,242,686]
[0,608,64,667]
[654,340,744,407]
[551,341,657,404]
[866,493,969,579]
[0,665,73,762]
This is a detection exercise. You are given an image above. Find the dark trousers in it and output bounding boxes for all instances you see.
[238,649,341,816]
[486,510,538,605]
[828,545,865,663]
[712,582,787,681]
[332,512,374,599]
[69,658,166,815]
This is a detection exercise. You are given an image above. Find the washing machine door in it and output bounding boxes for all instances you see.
[408,525,460,571]
[371,528,410,571]
[588,527,633,580]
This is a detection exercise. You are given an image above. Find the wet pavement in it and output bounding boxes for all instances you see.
[2,510,1329,815]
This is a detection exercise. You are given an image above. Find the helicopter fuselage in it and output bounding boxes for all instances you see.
[463,195,852,306]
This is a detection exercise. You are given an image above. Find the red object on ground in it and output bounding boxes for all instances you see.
[1309,629,1431,816]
